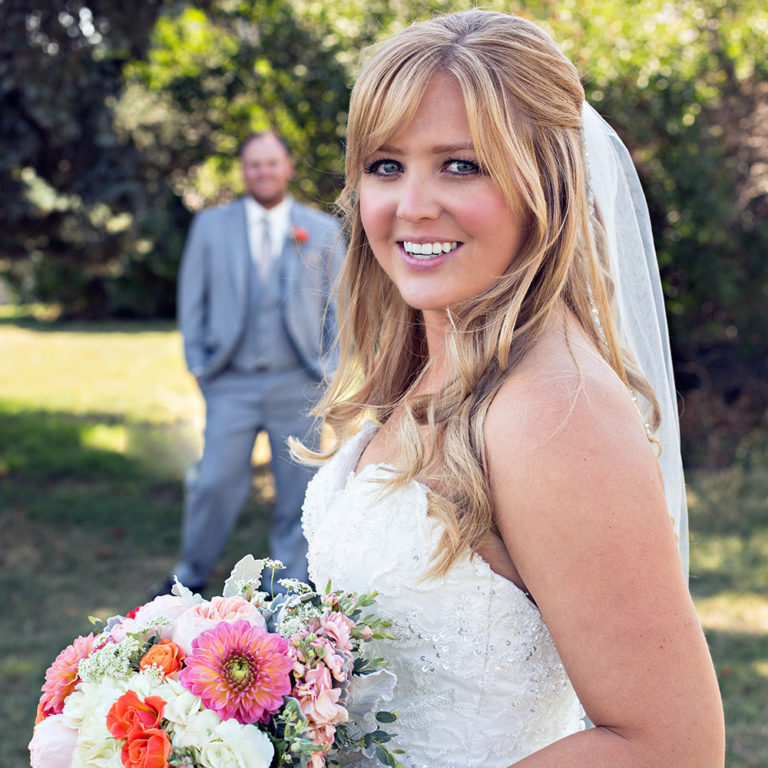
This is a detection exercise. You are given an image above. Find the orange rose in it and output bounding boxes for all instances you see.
[139,640,185,679]
[121,728,171,768]
[106,690,166,741]
[292,226,309,244]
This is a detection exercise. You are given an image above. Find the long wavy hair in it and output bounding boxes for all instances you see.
[298,10,660,577]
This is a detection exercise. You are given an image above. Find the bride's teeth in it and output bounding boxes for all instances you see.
[403,241,459,258]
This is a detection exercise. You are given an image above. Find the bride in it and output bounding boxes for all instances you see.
[299,10,723,767]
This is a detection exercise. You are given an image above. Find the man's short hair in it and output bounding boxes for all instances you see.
[239,130,291,157]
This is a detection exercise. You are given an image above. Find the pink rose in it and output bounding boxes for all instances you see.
[172,596,265,654]
[112,595,190,642]
[133,595,190,633]
[29,714,77,768]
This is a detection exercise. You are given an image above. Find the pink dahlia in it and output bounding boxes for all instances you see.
[38,633,96,718]
[179,620,293,724]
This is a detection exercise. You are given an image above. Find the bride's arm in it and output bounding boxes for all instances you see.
[485,365,724,768]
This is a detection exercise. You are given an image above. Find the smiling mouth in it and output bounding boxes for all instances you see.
[402,241,460,260]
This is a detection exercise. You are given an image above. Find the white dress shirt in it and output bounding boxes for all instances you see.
[244,195,292,279]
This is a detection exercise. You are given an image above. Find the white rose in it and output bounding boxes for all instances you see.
[170,708,222,749]
[163,688,206,726]
[62,679,123,731]
[70,728,121,768]
[199,719,274,768]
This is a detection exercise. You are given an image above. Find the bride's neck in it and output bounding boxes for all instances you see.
[417,310,454,394]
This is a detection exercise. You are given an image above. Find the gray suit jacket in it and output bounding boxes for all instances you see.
[177,197,345,383]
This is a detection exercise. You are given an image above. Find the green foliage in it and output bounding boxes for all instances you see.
[0,0,178,317]
[1,1,767,448]
[123,0,353,208]
[523,1,768,421]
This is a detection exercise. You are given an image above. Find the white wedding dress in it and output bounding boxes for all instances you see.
[302,424,585,768]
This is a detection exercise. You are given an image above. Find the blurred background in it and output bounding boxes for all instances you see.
[1,1,766,766]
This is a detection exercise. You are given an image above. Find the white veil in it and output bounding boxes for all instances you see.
[582,103,689,578]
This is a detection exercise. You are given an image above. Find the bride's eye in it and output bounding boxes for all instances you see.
[363,158,402,177]
[446,158,481,175]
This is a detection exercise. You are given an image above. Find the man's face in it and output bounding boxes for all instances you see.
[241,133,294,208]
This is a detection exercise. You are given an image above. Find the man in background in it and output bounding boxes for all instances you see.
[156,130,343,594]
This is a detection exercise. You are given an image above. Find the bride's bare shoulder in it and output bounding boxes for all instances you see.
[485,314,656,476]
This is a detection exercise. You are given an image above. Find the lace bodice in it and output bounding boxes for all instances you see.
[302,425,584,767]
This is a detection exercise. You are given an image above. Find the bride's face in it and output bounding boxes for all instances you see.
[359,71,526,321]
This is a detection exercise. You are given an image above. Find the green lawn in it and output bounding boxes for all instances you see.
[1,309,766,767]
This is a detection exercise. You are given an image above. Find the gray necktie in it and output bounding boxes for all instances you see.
[258,216,272,279]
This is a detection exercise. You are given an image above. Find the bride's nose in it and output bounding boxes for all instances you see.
[396,174,441,222]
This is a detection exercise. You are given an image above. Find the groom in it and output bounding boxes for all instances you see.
[162,130,344,594]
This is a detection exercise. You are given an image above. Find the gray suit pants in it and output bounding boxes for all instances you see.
[174,367,319,587]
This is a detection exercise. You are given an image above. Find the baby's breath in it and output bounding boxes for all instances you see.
[277,578,313,594]
[236,584,270,605]
[78,635,143,682]
[139,664,167,685]
[276,601,324,638]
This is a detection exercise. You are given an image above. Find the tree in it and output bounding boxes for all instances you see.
[0,0,182,316]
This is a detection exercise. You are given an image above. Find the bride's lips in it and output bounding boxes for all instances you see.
[397,240,462,270]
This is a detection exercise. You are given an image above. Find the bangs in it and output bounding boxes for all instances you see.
[347,45,443,175]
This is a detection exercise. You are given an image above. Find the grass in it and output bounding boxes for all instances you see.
[0,308,273,768]
[686,465,768,765]
[2,308,767,767]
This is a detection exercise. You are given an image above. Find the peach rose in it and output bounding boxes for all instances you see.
[294,665,348,735]
[319,612,354,652]
[139,640,185,679]
[122,728,171,768]
[28,714,77,768]
[106,690,166,741]
[172,596,265,655]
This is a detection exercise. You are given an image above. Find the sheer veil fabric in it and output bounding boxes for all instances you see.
[582,103,689,577]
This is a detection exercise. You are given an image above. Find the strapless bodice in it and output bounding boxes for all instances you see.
[302,425,584,767]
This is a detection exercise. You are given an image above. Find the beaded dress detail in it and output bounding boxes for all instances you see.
[302,425,584,768]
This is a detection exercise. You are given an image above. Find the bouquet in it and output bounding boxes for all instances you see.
[29,557,403,768]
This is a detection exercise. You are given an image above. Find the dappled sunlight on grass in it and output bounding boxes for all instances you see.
[81,422,128,454]
[753,660,768,680]
[695,592,768,633]
[0,320,203,426]
[686,464,768,767]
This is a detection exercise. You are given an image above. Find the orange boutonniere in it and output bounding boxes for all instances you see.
[291,226,309,244]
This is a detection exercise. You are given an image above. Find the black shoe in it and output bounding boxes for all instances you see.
[146,576,206,601]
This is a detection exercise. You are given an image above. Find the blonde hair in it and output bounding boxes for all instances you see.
[300,10,660,577]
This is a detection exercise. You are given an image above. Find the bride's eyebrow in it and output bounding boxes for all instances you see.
[430,142,475,154]
[371,141,476,155]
